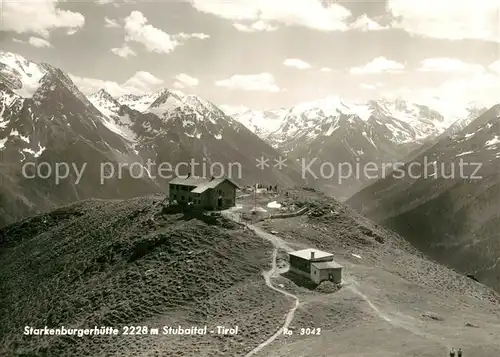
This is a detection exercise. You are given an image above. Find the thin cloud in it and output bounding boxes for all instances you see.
[173,73,199,88]
[11,36,53,48]
[70,71,164,97]
[417,58,484,74]
[111,44,136,58]
[233,21,278,32]
[174,32,210,40]
[350,57,405,74]
[215,73,280,92]
[28,36,53,48]
[283,58,311,70]
[360,82,384,90]
[104,17,120,28]
[219,104,250,115]
[350,14,389,31]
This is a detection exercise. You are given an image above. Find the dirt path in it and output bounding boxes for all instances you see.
[345,277,449,349]
[222,210,300,357]
[243,248,300,357]
[223,208,448,355]
[250,224,294,252]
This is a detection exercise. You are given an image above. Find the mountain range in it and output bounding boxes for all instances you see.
[0,50,493,227]
[231,97,486,199]
[0,52,302,227]
[348,104,500,293]
[1,50,500,356]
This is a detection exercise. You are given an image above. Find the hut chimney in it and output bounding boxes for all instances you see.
[310,251,315,260]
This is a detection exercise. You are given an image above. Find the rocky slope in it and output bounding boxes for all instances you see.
[0,52,160,227]
[347,104,500,293]
[89,88,305,187]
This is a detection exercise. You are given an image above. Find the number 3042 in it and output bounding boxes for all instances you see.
[300,328,321,335]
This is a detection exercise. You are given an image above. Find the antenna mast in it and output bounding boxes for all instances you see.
[253,180,257,211]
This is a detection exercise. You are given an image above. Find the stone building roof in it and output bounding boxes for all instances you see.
[169,175,240,193]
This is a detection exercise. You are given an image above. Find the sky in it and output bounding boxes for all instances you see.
[1,0,500,113]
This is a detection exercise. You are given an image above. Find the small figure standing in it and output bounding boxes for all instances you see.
[457,348,462,357]
[450,347,456,357]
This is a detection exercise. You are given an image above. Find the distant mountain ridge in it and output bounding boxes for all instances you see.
[0,50,491,226]
[229,96,486,199]
[228,108,288,139]
[88,87,305,185]
[231,97,485,149]
[347,103,500,293]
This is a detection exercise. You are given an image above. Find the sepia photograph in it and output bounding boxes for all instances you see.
[0,1,499,356]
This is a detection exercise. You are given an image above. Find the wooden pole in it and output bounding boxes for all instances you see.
[253,180,257,212]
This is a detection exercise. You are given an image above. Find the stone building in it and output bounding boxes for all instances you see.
[168,174,239,210]
[288,248,343,284]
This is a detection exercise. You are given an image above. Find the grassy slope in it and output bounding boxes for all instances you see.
[0,195,289,357]
[251,190,500,357]
[1,190,499,357]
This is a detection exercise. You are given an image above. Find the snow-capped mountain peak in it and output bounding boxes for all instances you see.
[91,88,118,104]
[117,92,157,112]
[88,88,122,118]
[142,89,226,126]
[229,108,288,139]
[145,89,185,116]
[183,93,223,115]
[0,52,46,98]
[0,52,87,105]
[290,95,344,115]
[87,90,139,143]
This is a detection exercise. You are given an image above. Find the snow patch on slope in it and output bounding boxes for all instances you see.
[118,93,161,112]
[230,108,287,136]
[362,131,377,148]
[145,90,184,117]
[23,143,45,158]
[455,150,474,157]
[89,89,137,142]
[344,104,372,121]
[485,135,500,146]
